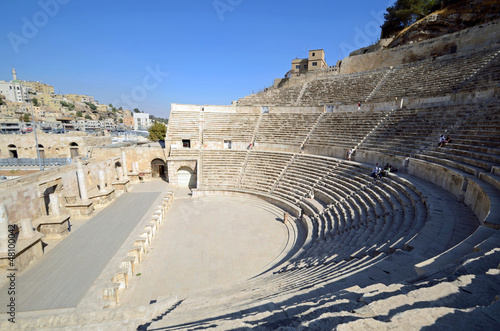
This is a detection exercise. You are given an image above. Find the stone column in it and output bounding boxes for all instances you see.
[99,170,106,193]
[76,160,89,201]
[0,204,8,254]
[106,168,112,186]
[19,218,35,239]
[49,194,61,216]
[117,167,124,181]
[121,149,129,179]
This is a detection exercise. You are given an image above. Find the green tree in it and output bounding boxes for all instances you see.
[0,94,5,105]
[381,0,441,38]
[99,115,104,120]
[32,97,39,106]
[147,121,166,141]
[60,101,75,110]
[23,113,31,122]
[85,102,97,111]
[76,110,83,117]
[119,118,123,123]
[85,114,92,120]
[133,108,140,113]
[119,107,123,110]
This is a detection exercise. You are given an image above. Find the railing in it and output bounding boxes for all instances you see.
[0,158,72,167]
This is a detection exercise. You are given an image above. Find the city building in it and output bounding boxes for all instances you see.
[23,80,54,95]
[133,112,151,131]
[291,49,328,75]
[123,116,134,127]
[96,104,109,112]
[0,67,29,103]
[64,94,95,104]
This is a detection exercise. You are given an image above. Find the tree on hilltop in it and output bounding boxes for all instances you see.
[133,108,141,113]
[381,0,446,38]
[147,121,166,142]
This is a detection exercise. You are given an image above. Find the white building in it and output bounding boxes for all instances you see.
[0,68,29,103]
[133,112,151,131]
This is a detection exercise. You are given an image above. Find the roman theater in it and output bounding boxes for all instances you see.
[1,15,500,331]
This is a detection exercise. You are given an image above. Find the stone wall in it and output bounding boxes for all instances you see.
[92,145,167,175]
[167,159,198,186]
[0,132,111,159]
[171,103,324,114]
[0,158,115,227]
[340,20,500,75]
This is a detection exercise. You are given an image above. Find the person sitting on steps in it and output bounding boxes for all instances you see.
[438,135,447,147]
[371,163,382,179]
[439,134,452,147]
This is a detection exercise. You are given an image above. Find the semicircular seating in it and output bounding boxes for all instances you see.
[150,47,500,330]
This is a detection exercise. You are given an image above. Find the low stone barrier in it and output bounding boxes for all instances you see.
[101,191,174,307]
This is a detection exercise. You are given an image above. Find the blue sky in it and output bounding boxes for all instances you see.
[0,0,393,118]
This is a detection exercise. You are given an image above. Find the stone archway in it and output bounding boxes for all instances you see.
[8,144,18,158]
[177,166,196,188]
[38,144,45,159]
[70,142,79,158]
[151,158,166,178]
[167,160,198,186]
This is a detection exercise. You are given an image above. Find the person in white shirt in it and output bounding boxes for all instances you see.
[347,149,353,161]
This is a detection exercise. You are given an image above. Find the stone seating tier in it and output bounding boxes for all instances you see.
[169,148,200,158]
[202,113,259,142]
[166,111,200,140]
[298,69,387,106]
[306,111,387,148]
[255,114,321,146]
[369,48,500,102]
[236,48,499,108]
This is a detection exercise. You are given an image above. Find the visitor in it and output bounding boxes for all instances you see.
[283,212,289,224]
[384,163,398,173]
[439,134,448,147]
[347,148,353,161]
[371,163,382,179]
[358,102,361,111]
[445,135,452,144]
[247,143,252,150]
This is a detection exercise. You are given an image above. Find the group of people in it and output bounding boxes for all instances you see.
[371,162,398,179]
[439,134,452,147]
[345,133,452,180]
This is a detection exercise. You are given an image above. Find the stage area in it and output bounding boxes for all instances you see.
[119,194,290,306]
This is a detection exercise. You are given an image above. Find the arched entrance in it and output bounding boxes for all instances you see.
[177,166,196,187]
[151,159,166,178]
[8,144,18,158]
[38,144,45,159]
[70,142,79,158]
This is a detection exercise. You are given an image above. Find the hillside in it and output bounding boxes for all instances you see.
[387,0,500,48]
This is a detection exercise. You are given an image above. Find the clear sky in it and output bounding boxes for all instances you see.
[0,0,393,118]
